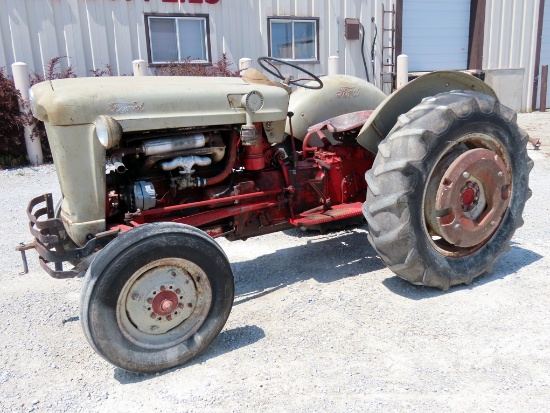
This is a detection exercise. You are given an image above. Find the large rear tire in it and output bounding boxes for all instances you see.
[80,222,234,373]
[363,91,533,290]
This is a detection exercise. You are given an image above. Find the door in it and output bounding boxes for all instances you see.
[402,0,471,72]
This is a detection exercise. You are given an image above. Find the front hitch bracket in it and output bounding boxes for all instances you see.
[15,193,118,279]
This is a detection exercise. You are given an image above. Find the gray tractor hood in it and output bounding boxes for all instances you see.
[31,75,290,131]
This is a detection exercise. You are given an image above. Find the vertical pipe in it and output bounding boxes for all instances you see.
[328,56,339,75]
[540,65,548,112]
[532,0,545,111]
[12,62,43,166]
[132,59,148,76]
[396,54,409,89]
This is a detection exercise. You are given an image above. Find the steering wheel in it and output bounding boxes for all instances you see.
[257,57,323,90]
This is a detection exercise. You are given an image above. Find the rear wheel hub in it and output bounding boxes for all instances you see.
[435,148,510,248]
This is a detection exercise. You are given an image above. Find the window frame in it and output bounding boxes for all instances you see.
[144,13,212,66]
[267,17,320,63]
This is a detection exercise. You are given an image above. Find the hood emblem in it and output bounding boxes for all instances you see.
[108,101,145,114]
[336,87,360,98]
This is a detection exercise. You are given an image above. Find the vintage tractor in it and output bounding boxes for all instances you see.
[19,57,532,373]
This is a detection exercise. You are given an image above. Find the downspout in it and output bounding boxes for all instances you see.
[467,0,486,70]
[395,0,403,58]
[532,0,546,111]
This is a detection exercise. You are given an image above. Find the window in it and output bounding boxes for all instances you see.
[268,18,319,61]
[146,15,210,64]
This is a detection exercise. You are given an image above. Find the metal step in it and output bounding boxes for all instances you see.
[290,202,364,227]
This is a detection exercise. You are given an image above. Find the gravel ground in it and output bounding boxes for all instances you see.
[1,113,549,413]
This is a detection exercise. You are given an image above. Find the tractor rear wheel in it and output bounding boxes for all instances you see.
[363,91,533,290]
[80,222,234,373]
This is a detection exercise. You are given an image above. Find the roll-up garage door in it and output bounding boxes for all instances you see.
[402,0,471,72]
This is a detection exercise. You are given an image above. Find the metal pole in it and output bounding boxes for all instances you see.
[239,58,252,72]
[132,59,148,76]
[328,56,339,75]
[540,65,548,112]
[12,62,43,166]
[396,54,409,89]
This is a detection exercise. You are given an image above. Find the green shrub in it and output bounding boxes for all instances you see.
[158,54,240,77]
[0,67,26,168]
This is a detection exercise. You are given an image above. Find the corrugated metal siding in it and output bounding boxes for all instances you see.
[2,0,545,108]
[0,0,396,93]
[483,0,541,111]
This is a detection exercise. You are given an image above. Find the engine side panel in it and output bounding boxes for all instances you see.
[46,123,107,246]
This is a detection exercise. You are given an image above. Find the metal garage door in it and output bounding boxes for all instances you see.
[402,0,471,72]
[537,0,550,109]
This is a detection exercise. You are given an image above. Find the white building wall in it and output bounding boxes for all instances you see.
[483,0,541,111]
[0,0,396,93]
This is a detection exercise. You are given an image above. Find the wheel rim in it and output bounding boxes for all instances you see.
[423,132,512,257]
[117,258,212,350]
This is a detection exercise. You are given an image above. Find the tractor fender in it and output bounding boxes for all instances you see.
[286,75,387,140]
[356,71,497,153]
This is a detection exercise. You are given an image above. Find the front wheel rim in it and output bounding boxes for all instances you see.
[117,258,212,350]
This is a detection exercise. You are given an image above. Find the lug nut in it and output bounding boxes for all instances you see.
[178,303,184,309]
[166,315,172,321]
[175,289,181,294]
[150,312,157,319]
[160,285,166,292]
[147,298,153,304]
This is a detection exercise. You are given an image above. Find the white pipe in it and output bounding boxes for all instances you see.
[12,62,43,166]
[328,56,339,75]
[396,54,409,89]
[132,59,148,76]
[239,58,252,72]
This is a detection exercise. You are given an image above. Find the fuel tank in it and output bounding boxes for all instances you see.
[286,75,386,140]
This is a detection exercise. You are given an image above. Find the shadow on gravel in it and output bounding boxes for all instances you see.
[113,324,265,384]
[232,226,385,305]
[382,244,542,300]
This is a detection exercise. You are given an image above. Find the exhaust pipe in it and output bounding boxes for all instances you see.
[160,156,212,173]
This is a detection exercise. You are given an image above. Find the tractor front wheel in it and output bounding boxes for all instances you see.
[80,222,234,373]
[363,91,533,290]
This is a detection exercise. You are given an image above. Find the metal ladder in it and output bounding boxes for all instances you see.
[380,3,396,93]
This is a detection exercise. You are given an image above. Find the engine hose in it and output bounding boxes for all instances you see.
[371,18,377,87]
[204,131,238,186]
